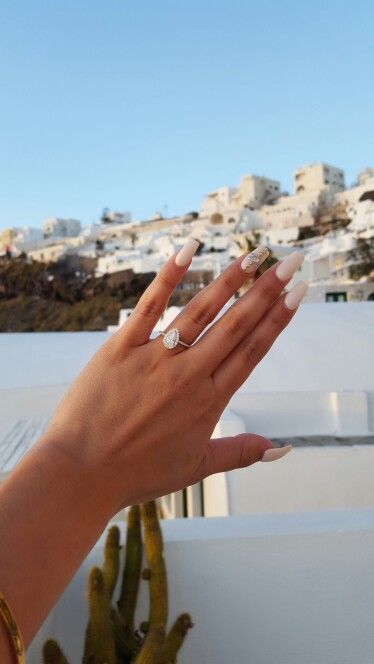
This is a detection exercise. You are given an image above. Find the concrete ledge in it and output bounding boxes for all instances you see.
[28,509,374,664]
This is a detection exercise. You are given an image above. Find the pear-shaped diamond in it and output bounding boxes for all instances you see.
[163,328,179,349]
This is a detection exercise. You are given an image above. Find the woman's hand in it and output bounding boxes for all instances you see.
[42,240,307,514]
[0,240,308,650]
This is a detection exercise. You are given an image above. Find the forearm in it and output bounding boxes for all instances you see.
[0,436,114,650]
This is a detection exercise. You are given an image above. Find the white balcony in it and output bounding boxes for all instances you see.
[28,509,374,663]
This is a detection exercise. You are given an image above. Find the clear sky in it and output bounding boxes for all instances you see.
[0,0,373,229]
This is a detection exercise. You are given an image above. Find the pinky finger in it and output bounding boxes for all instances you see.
[213,281,308,398]
[120,238,200,346]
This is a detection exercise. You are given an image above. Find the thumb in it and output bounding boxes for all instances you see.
[199,434,290,478]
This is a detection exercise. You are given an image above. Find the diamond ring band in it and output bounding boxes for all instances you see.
[160,328,190,350]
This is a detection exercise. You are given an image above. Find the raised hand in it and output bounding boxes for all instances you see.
[44,239,307,512]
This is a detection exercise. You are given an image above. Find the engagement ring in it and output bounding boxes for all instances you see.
[160,328,190,350]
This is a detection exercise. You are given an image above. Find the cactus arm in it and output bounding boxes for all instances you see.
[136,501,168,662]
[134,625,165,664]
[84,567,116,664]
[110,607,142,662]
[159,614,193,664]
[42,639,70,664]
[141,501,168,629]
[82,620,93,664]
[102,525,121,599]
[117,505,142,630]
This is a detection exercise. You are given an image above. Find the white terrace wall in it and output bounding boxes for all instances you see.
[204,445,374,517]
[28,511,374,664]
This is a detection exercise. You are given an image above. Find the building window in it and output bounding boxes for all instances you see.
[326,292,347,302]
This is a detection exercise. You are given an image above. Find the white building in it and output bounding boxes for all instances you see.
[28,243,68,263]
[349,199,374,234]
[293,162,345,194]
[101,209,132,224]
[199,164,346,242]
[358,167,374,186]
[335,172,374,207]
[43,217,82,238]
[1,226,44,253]
[96,250,160,276]
[200,174,280,226]
[258,190,321,233]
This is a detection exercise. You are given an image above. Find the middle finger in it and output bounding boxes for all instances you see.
[157,245,269,353]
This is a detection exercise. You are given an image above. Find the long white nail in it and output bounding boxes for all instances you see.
[284,281,308,310]
[175,238,200,266]
[275,251,304,281]
[261,444,292,462]
[240,246,269,273]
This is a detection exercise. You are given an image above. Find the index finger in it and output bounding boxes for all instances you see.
[122,238,200,345]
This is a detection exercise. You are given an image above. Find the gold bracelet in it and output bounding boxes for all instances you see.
[0,594,25,664]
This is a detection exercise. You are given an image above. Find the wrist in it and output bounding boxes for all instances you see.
[35,430,116,525]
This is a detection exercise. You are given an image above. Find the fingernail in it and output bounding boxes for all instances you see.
[261,444,292,462]
[284,280,308,310]
[175,238,200,266]
[240,245,269,273]
[275,251,304,281]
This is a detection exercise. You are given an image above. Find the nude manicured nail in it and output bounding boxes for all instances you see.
[275,251,304,281]
[284,281,308,310]
[175,238,200,266]
[261,444,292,462]
[240,245,269,273]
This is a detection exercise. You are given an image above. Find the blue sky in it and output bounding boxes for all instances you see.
[0,0,373,229]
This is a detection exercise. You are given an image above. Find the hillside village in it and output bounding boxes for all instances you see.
[1,162,373,330]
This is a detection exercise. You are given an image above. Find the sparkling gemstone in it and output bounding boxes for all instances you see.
[163,328,179,349]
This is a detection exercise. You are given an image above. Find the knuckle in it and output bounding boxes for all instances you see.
[256,278,279,301]
[157,273,175,291]
[188,302,214,328]
[136,295,163,320]
[269,304,291,332]
[166,368,189,395]
[236,434,260,467]
[223,312,246,339]
[238,443,250,468]
[220,270,237,292]
[241,338,263,367]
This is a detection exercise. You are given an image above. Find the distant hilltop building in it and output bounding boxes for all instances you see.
[43,217,81,238]
[101,208,132,224]
[198,162,374,245]
[358,168,374,186]
[200,174,281,225]
[293,163,345,194]
[0,226,43,254]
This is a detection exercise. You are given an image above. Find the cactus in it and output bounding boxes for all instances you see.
[135,502,168,662]
[140,502,168,630]
[159,614,193,664]
[118,505,142,631]
[110,608,141,662]
[43,639,70,664]
[134,625,165,664]
[43,500,192,663]
[83,567,117,664]
[103,525,121,599]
